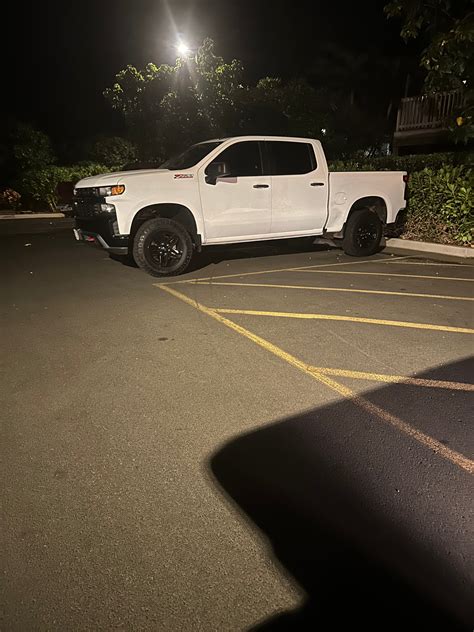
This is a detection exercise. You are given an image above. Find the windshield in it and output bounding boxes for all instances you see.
[161,141,223,170]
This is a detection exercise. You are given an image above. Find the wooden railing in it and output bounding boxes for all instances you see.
[396,90,464,132]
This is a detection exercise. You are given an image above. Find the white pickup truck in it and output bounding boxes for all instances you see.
[73,136,407,276]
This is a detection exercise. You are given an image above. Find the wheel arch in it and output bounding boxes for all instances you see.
[345,196,388,229]
[130,203,200,246]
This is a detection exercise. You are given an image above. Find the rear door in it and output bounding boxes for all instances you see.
[266,140,328,234]
[199,140,271,241]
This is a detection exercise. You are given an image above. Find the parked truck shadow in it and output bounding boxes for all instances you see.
[209,358,473,631]
[110,238,334,273]
[187,239,334,273]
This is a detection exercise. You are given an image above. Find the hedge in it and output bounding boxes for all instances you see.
[13,152,474,246]
[16,162,113,211]
[328,151,473,173]
[329,152,473,246]
[402,166,473,246]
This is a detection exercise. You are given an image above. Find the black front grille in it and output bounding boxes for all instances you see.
[74,187,97,199]
[73,185,109,218]
[73,200,100,218]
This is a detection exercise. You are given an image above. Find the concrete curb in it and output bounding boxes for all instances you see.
[0,213,66,220]
[384,237,474,262]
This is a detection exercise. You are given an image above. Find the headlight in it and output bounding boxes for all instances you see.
[96,185,125,197]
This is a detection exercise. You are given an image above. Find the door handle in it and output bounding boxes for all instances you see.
[310,182,325,186]
[253,184,269,189]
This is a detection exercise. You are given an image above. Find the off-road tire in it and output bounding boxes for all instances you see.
[342,209,383,257]
[133,217,193,277]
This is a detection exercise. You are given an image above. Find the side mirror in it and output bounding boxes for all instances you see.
[205,161,230,185]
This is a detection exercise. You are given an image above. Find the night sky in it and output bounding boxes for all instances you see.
[1,0,423,142]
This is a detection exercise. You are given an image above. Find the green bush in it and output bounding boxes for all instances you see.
[329,151,473,173]
[404,166,473,245]
[16,162,111,211]
[12,123,56,172]
[90,136,137,167]
[329,152,473,246]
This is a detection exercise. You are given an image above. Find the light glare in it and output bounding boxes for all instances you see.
[177,42,190,55]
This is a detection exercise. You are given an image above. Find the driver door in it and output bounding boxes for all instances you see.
[198,140,271,241]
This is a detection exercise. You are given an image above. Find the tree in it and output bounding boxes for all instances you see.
[104,37,390,161]
[193,37,245,134]
[12,123,56,171]
[90,136,137,167]
[104,39,246,162]
[385,0,473,141]
[0,121,56,186]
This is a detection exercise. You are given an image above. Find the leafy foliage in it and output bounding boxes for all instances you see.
[330,154,473,245]
[384,0,452,40]
[329,150,473,172]
[16,163,110,211]
[12,123,56,172]
[104,39,246,161]
[104,38,391,162]
[385,1,473,142]
[404,166,473,244]
[90,136,137,167]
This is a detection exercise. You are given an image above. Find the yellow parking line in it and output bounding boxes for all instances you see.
[285,255,412,270]
[168,266,305,284]
[157,284,474,475]
[307,366,474,391]
[382,260,473,267]
[214,308,474,334]
[292,269,474,282]
[193,281,474,302]
[165,255,412,284]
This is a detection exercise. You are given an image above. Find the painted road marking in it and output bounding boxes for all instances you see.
[164,255,412,285]
[157,284,474,475]
[213,308,474,335]
[192,281,474,302]
[382,260,473,268]
[165,264,327,285]
[285,255,412,270]
[292,269,474,282]
[307,366,474,391]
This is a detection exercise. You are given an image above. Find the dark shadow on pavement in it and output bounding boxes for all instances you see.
[210,358,473,631]
[0,219,74,236]
[109,251,139,267]
[187,239,334,274]
[110,238,334,272]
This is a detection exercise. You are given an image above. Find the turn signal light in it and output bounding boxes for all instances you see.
[111,185,126,196]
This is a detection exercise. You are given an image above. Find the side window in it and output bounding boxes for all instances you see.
[206,141,263,177]
[267,141,316,175]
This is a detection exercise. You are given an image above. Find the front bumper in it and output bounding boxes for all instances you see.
[73,215,129,255]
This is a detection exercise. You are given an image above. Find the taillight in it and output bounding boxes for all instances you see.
[403,174,409,183]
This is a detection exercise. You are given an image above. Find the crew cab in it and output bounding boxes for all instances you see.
[72,136,407,276]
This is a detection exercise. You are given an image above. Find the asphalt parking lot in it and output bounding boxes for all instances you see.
[1,225,473,630]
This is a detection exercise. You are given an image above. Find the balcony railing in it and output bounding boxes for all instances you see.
[396,90,464,132]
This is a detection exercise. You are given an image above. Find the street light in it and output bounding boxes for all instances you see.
[177,41,190,56]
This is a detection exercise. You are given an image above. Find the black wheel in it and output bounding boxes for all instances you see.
[133,217,193,277]
[342,209,383,257]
